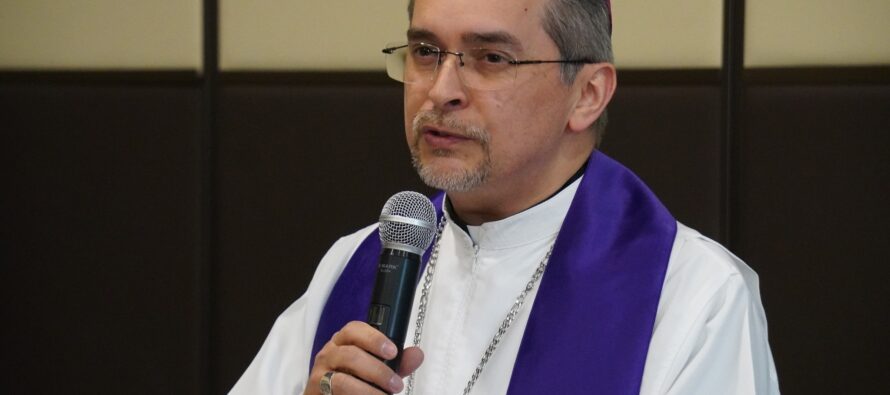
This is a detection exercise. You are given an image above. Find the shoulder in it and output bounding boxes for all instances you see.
[259,221,379,331]
[229,224,379,394]
[655,222,767,334]
[270,223,379,332]
[317,224,379,278]
[663,223,762,302]
[279,223,379,318]
[642,223,778,394]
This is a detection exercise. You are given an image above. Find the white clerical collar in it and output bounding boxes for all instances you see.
[442,176,582,250]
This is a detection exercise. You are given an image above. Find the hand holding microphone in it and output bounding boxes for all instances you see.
[306,192,435,395]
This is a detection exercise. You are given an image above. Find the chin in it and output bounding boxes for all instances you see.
[412,155,490,192]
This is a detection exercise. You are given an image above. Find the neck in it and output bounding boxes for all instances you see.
[448,145,592,225]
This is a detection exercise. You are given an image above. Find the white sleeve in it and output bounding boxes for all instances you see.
[662,274,780,394]
[228,225,377,395]
[642,224,780,395]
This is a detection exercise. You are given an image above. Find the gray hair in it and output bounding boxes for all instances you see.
[407,0,614,144]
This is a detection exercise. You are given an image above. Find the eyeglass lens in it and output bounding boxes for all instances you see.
[384,43,519,91]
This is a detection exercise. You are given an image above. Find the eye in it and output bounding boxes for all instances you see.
[470,48,514,66]
[483,52,506,64]
[412,44,439,58]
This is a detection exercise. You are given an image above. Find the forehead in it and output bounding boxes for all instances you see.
[409,0,552,51]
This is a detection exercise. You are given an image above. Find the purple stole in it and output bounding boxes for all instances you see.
[311,152,677,394]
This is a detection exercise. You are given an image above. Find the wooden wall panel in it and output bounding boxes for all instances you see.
[740,84,890,393]
[0,82,202,393]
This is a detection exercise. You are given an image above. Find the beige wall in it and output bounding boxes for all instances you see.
[613,0,723,69]
[1,0,888,71]
[219,0,724,70]
[220,0,408,71]
[746,0,890,67]
[0,0,201,70]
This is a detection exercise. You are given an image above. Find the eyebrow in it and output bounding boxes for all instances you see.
[461,31,522,51]
[406,28,523,52]
[407,28,439,43]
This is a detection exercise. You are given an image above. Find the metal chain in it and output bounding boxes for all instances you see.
[406,216,446,394]
[405,216,555,395]
[461,243,553,395]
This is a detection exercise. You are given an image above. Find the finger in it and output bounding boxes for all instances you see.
[332,321,398,360]
[396,346,425,377]
[312,342,398,394]
[325,345,404,394]
[330,371,389,395]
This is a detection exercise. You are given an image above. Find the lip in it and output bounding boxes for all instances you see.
[421,125,473,149]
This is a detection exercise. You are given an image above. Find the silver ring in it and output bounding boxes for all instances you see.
[320,371,335,395]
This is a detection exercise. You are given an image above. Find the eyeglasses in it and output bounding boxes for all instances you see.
[382,42,595,91]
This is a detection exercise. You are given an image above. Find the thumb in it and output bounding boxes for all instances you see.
[397,346,424,377]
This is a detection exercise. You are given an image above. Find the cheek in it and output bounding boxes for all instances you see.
[403,90,424,137]
[484,92,532,136]
[488,94,564,159]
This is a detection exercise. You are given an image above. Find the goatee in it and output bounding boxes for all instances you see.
[410,111,492,192]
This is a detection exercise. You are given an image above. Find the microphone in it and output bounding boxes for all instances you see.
[367,191,437,370]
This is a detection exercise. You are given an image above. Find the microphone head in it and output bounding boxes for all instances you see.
[379,191,437,255]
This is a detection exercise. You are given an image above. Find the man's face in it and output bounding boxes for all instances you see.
[405,0,580,194]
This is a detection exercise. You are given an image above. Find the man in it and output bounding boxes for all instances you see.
[231,0,779,394]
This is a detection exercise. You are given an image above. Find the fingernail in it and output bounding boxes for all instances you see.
[390,375,404,392]
[383,343,397,359]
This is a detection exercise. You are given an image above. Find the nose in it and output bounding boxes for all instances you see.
[426,53,469,112]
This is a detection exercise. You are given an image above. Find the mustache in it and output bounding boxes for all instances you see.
[411,111,490,144]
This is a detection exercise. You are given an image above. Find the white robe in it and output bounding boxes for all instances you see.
[230,178,780,394]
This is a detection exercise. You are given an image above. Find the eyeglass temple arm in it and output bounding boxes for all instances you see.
[510,59,596,65]
[382,45,409,54]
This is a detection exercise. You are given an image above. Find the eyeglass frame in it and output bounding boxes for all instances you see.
[381,42,597,88]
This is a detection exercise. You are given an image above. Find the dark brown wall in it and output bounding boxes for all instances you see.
[1,80,203,393]
[2,70,888,394]
[606,84,723,239]
[739,84,890,393]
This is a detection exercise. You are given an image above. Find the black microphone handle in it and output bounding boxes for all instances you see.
[367,248,421,371]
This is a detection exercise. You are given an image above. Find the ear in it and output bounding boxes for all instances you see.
[567,63,617,133]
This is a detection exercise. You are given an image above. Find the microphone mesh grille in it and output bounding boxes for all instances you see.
[379,191,437,252]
